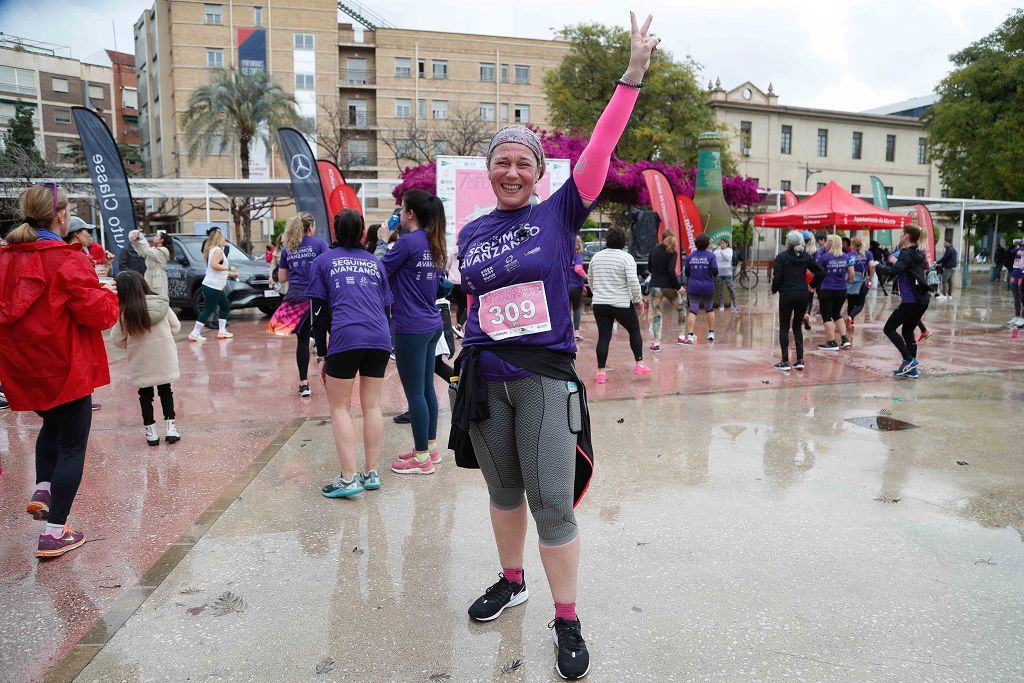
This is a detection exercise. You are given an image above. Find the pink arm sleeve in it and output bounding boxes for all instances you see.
[574,264,587,278]
[573,84,641,202]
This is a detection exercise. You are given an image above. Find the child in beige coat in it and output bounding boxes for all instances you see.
[109,271,182,446]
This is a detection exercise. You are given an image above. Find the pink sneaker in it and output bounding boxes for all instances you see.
[595,371,607,384]
[391,455,435,475]
[36,525,86,559]
[398,448,442,464]
[633,363,652,376]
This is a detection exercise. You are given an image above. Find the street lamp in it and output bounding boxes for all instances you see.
[803,163,822,191]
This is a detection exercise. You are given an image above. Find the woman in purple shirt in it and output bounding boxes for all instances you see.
[678,232,719,344]
[307,210,393,498]
[451,12,660,678]
[568,236,587,340]
[815,234,855,351]
[274,212,328,396]
[379,189,447,476]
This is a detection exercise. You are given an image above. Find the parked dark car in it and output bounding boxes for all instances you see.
[158,235,280,317]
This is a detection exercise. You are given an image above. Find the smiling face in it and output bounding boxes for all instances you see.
[488,142,543,211]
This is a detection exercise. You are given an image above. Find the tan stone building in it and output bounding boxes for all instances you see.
[709,81,943,199]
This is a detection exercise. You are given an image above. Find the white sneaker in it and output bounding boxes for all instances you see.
[188,332,206,342]
[707,331,716,342]
[145,424,159,447]
[164,419,180,444]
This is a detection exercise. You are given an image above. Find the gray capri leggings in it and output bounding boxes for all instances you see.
[468,374,580,546]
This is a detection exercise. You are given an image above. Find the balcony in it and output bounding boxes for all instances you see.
[345,111,376,127]
[341,152,377,168]
[0,81,36,95]
[338,69,375,87]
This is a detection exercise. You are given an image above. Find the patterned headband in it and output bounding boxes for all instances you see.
[486,125,543,166]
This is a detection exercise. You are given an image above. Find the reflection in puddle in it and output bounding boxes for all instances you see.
[845,416,919,431]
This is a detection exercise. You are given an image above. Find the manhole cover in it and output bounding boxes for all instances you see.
[845,416,919,431]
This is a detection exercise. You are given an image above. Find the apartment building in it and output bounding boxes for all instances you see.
[105,50,141,148]
[709,81,943,199]
[0,36,114,165]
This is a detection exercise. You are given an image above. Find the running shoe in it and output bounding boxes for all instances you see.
[360,470,382,491]
[397,447,442,464]
[794,359,805,371]
[0,391,8,410]
[718,306,725,312]
[677,335,695,346]
[906,367,920,379]
[392,411,411,424]
[841,339,852,349]
[649,342,661,352]
[574,331,583,340]
[774,361,791,372]
[468,573,529,622]
[550,617,590,680]
[92,403,102,411]
[187,332,206,343]
[26,489,50,520]
[707,331,716,342]
[802,314,811,331]
[917,330,932,342]
[896,358,919,377]
[391,455,435,475]
[595,371,607,384]
[817,341,839,351]
[632,363,652,376]
[453,324,465,339]
[298,384,311,397]
[217,331,234,339]
[35,525,86,559]
[322,475,364,498]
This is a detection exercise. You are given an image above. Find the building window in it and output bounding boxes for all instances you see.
[300,115,315,131]
[817,129,828,157]
[348,139,369,165]
[418,59,425,78]
[780,125,792,155]
[500,63,509,82]
[884,185,894,195]
[852,131,862,159]
[479,102,495,121]
[915,188,925,197]
[500,103,509,121]
[917,137,927,164]
[480,62,496,81]
[206,48,224,68]
[739,120,751,153]
[346,58,367,84]
[513,104,529,123]
[395,138,413,158]
[395,99,412,118]
[514,65,530,84]
[780,180,791,191]
[432,100,448,120]
[885,135,896,162]
[294,73,315,91]
[347,100,367,125]
[253,6,263,25]
[817,182,827,191]
[940,188,949,198]
[432,60,448,79]
[88,84,105,101]
[122,87,138,109]
[56,140,77,157]
[293,33,314,51]
[851,184,861,194]
[417,99,425,118]
[433,139,449,156]
[394,57,411,78]
[51,77,69,93]
[54,108,71,124]
[204,4,223,24]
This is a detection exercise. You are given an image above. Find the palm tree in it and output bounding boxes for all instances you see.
[181,67,301,251]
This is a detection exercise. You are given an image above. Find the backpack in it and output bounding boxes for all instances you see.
[925,267,940,292]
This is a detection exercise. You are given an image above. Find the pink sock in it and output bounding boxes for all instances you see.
[554,602,576,621]
[502,567,523,585]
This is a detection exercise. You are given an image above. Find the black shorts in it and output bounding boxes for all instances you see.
[324,349,390,380]
[818,289,846,322]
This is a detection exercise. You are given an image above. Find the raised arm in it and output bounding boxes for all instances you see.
[573,12,661,208]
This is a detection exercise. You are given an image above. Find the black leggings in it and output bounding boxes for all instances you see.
[138,384,175,425]
[593,303,643,369]
[295,311,311,382]
[569,287,584,331]
[778,292,806,362]
[884,302,929,361]
[35,394,92,526]
[1012,277,1023,317]
[451,285,468,326]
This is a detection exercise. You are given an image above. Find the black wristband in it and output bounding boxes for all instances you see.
[616,78,643,89]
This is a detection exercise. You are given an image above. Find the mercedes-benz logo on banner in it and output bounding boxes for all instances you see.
[290,154,312,179]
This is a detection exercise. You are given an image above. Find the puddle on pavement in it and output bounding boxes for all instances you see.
[845,416,919,431]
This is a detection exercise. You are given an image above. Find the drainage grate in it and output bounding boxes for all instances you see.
[845,416,919,431]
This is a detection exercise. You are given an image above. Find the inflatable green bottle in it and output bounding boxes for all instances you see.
[692,132,732,243]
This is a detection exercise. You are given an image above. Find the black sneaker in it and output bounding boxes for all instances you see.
[298,384,311,397]
[467,573,528,622]
[0,392,8,410]
[840,338,852,349]
[774,361,791,372]
[817,341,839,351]
[550,617,590,680]
[794,359,805,371]
[392,411,411,424]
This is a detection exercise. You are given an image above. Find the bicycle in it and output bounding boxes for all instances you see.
[737,261,759,290]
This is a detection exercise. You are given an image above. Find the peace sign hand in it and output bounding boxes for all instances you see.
[625,11,661,82]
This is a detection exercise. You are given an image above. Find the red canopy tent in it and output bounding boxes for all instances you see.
[755,181,911,230]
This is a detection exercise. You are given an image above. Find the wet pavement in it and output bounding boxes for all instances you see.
[1,281,1022,681]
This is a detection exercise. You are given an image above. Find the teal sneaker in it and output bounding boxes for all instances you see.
[906,367,920,379]
[322,475,364,498]
[360,470,382,491]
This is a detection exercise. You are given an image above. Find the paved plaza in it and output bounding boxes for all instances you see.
[2,281,1022,682]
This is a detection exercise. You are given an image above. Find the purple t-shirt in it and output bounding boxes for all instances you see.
[898,271,918,304]
[381,229,442,335]
[1011,246,1024,277]
[569,253,585,289]
[305,246,393,357]
[684,249,718,296]
[818,251,855,291]
[459,176,592,380]
[279,235,329,300]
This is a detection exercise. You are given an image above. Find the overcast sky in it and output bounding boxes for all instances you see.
[0,0,1018,111]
